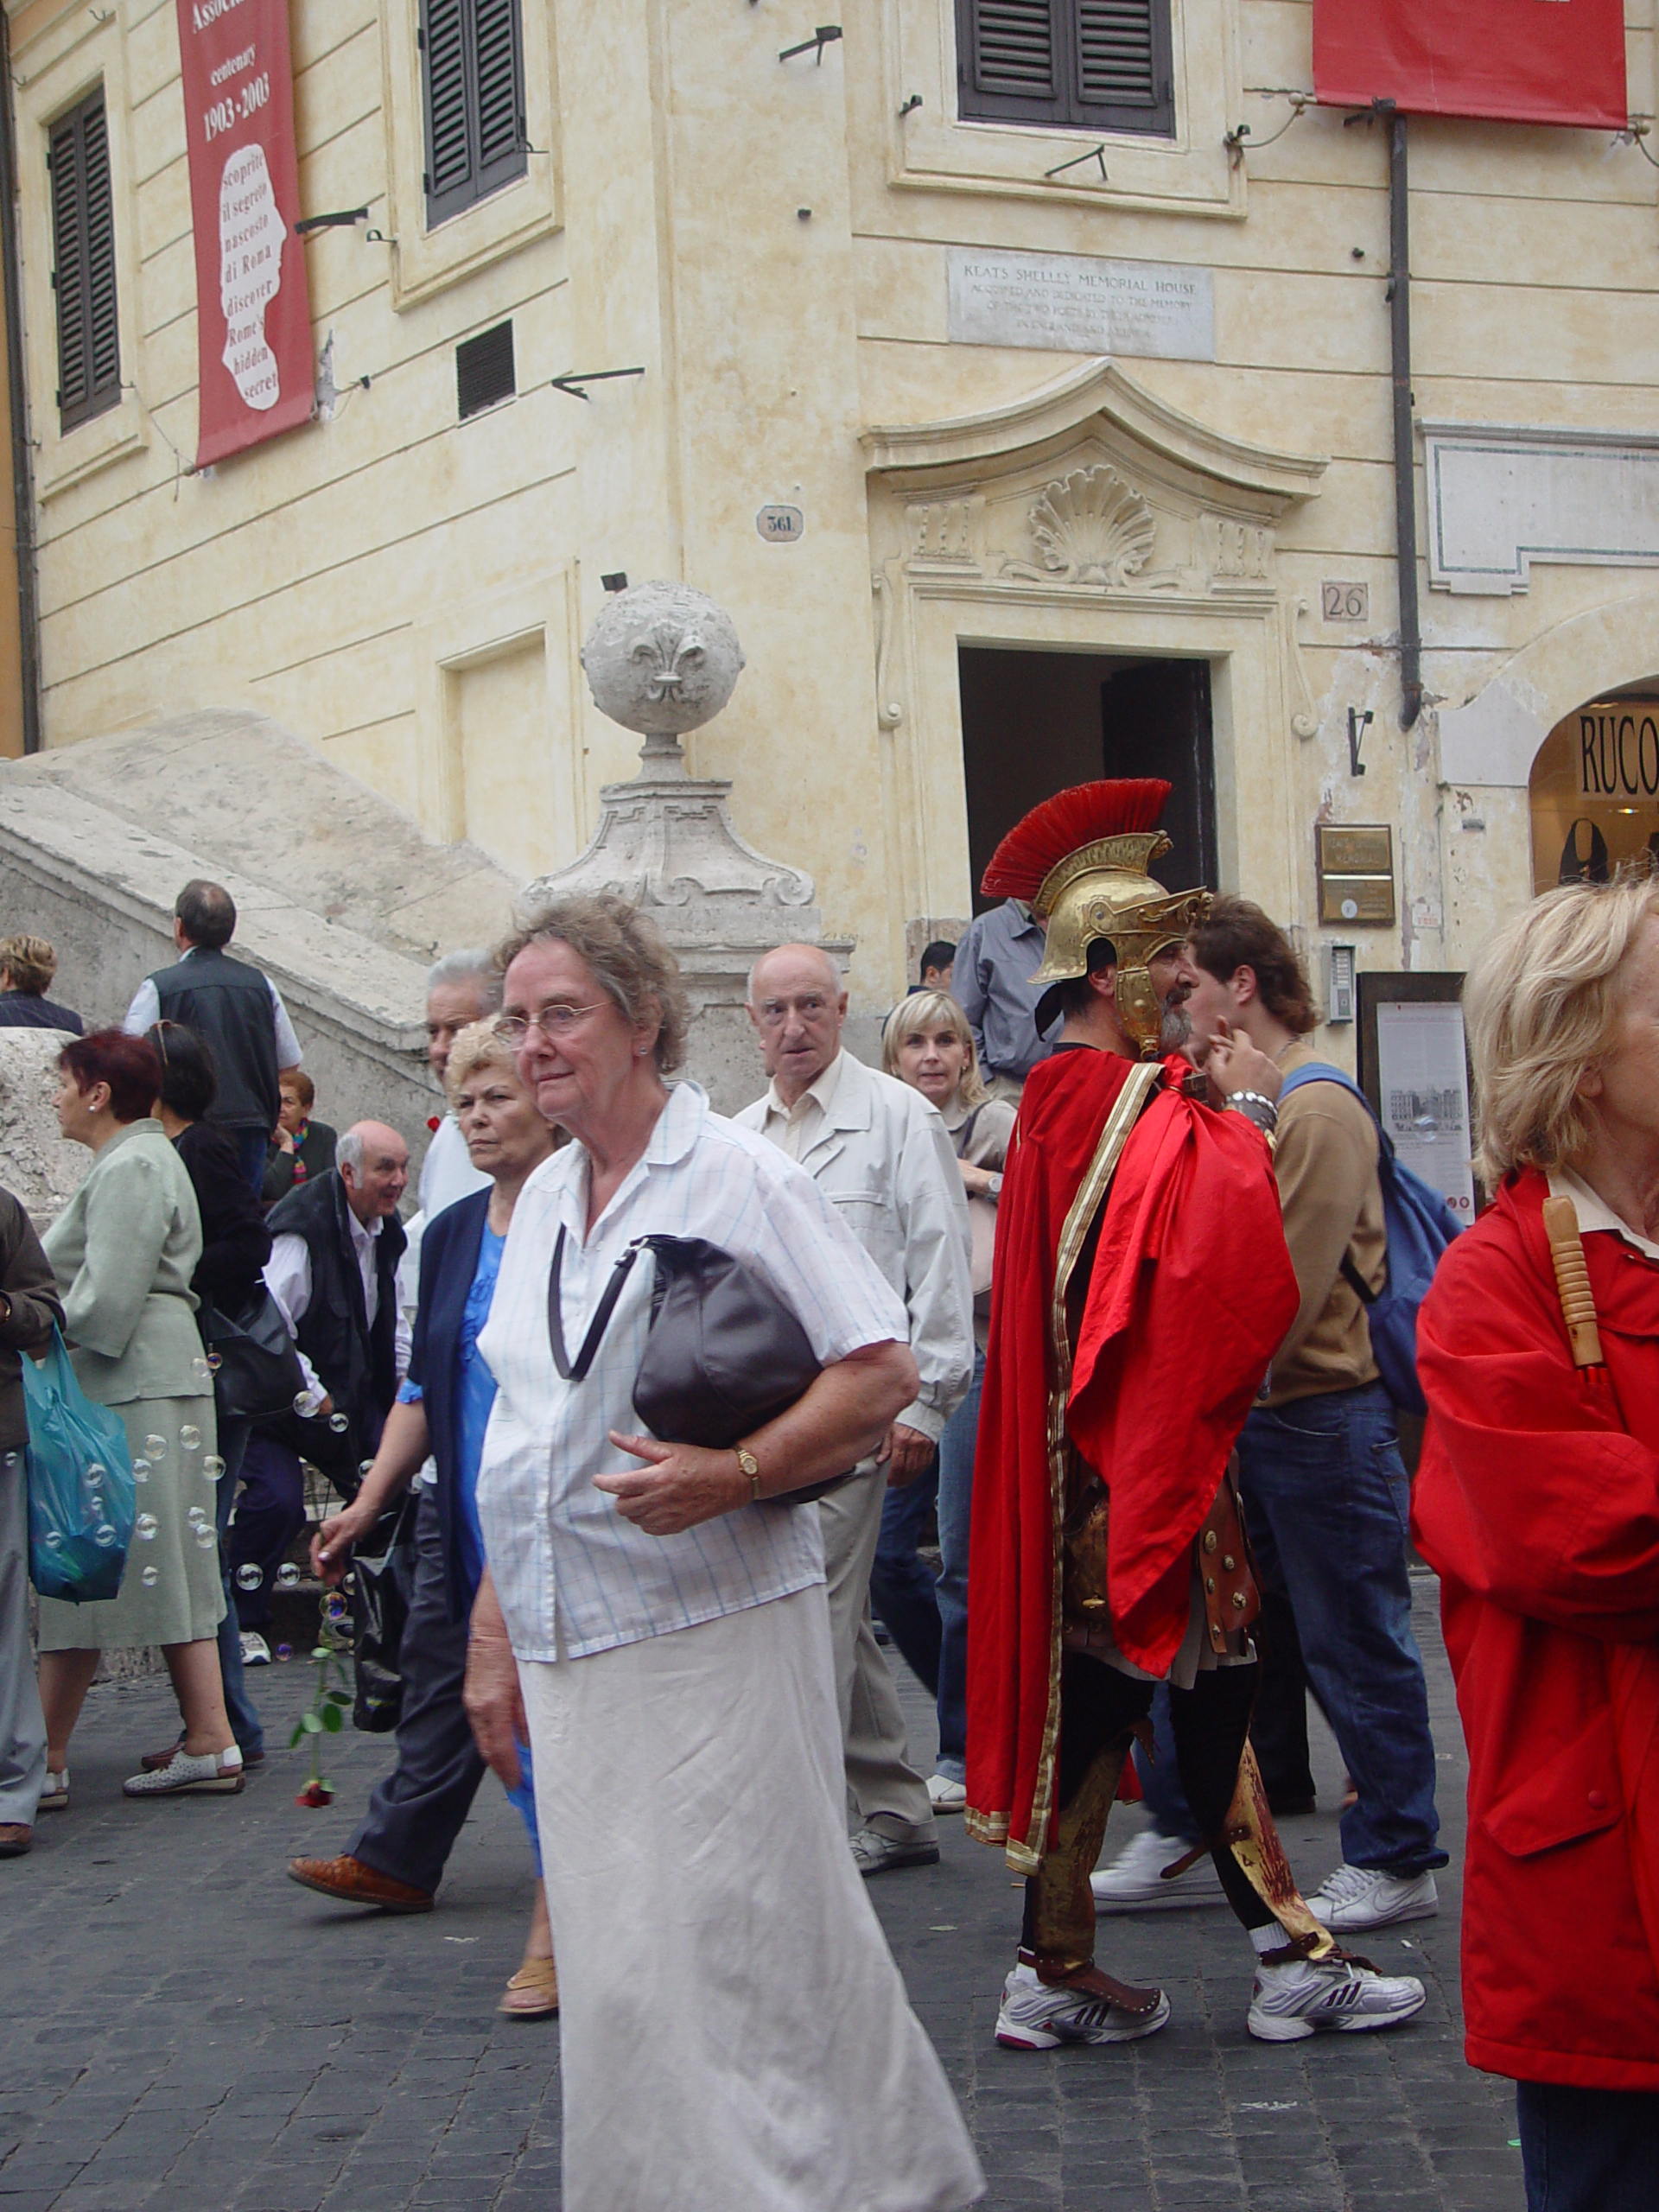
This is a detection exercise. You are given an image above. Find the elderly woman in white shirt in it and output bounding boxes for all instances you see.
[462,893,983,2212]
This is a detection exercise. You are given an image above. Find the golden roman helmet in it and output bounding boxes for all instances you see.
[981,779,1211,1058]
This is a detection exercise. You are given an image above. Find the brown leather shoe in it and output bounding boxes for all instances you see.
[0,1823,30,1857]
[288,1854,434,1912]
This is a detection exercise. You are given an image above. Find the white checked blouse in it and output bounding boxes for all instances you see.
[474,1081,912,1662]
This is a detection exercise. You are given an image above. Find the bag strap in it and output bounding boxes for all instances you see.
[546,1226,648,1382]
[951,1103,984,1160]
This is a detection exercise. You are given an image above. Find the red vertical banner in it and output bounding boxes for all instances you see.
[175,0,314,467]
[1313,0,1628,130]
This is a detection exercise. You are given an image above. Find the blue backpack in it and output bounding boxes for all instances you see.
[1277,1063,1465,1415]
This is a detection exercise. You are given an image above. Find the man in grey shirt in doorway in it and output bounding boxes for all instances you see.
[951,898,1052,1100]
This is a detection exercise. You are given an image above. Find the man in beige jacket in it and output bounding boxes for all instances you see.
[739,945,974,1875]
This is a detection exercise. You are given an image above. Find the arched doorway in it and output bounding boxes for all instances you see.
[1528,679,1659,893]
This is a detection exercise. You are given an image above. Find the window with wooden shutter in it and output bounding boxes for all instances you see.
[957,0,1173,137]
[48,89,120,434]
[419,0,527,230]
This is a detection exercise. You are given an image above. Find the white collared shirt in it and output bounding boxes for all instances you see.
[1547,1166,1659,1262]
[758,1048,848,1162]
[474,1081,910,1663]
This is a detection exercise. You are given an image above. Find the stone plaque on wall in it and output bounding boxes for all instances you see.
[948,248,1216,363]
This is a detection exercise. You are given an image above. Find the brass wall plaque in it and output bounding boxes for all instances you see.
[1317,824,1395,926]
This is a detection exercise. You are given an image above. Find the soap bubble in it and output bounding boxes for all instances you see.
[294,1391,317,1418]
[43,1530,61,1550]
[131,1458,150,1483]
[195,1526,217,1550]
[87,1497,104,1522]
[276,1643,293,1662]
[93,1523,118,1548]
[186,1504,207,1528]
[144,1435,167,1459]
[181,1426,202,1451]
[275,1562,301,1590]
[203,1455,226,1479]
[207,1351,222,1372]
[235,1563,263,1592]
[135,1514,158,1541]
[328,1412,349,1435]
[192,1356,212,1383]
[86,1462,106,1484]
[359,1461,375,1479]
[141,1565,159,1587]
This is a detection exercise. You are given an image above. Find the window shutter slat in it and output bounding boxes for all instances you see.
[473,0,522,167]
[972,1,1056,97]
[423,0,471,195]
[48,90,119,433]
[1077,0,1155,106]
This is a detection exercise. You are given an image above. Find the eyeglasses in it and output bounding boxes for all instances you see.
[493,1002,606,1046]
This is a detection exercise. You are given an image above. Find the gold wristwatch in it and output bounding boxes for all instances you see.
[734,1445,761,1503]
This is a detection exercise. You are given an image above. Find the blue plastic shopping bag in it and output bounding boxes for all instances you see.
[22,1328,135,1602]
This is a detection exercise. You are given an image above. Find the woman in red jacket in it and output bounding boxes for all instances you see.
[1414,875,1659,2212]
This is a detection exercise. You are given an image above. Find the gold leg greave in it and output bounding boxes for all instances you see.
[1027,1733,1132,1973]
[1219,1744,1335,1959]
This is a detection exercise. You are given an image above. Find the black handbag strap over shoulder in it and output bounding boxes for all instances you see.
[547,1224,649,1382]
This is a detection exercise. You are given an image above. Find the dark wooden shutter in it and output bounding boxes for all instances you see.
[48,90,120,433]
[1077,1,1156,107]
[420,0,527,229]
[957,0,1173,137]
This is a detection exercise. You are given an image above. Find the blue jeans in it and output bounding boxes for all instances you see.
[1517,2082,1659,2212]
[869,1463,940,1699]
[1237,1382,1445,1874]
[933,1353,983,1784]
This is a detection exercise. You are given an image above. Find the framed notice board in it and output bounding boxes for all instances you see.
[1357,971,1479,1225]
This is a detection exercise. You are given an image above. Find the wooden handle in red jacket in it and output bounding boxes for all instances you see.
[1541,1194,1604,1369]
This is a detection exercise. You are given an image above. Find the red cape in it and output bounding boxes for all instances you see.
[964,1049,1299,1870]
[1414,1171,1659,2088]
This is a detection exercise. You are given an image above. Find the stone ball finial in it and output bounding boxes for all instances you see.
[581,581,746,738]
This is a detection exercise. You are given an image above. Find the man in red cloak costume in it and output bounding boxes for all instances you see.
[966,779,1427,2049]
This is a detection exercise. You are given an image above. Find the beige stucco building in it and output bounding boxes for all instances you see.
[3,0,1659,1061]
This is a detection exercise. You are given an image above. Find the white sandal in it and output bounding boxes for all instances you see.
[123,1746,244,1798]
[38,1769,68,1812]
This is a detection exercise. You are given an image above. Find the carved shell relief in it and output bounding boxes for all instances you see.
[1001,465,1157,588]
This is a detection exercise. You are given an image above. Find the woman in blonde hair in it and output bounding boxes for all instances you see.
[1414,876,1659,2211]
[0,934,82,1033]
[878,988,1015,1813]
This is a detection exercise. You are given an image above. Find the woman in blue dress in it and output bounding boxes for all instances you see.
[289,1022,560,2017]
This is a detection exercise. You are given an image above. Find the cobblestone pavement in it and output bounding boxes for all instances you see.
[3,1575,1521,2211]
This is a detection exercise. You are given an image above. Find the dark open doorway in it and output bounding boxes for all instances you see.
[958,646,1217,912]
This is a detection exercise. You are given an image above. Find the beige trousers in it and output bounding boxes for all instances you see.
[818,1462,936,1837]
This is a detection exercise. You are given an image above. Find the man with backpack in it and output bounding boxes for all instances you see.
[1167,899,1449,1933]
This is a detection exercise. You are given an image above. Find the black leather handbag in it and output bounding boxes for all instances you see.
[548,1231,851,1496]
[202,1289,307,1427]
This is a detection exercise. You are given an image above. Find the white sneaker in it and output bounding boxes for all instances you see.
[123,1745,245,1798]
[1090,1825,1227,1912]
[239,1630,271,1668]
[926,1774,967,1814]
[1247,1948,1426,2042]
[1306,1863,1440,1932]
[995,1963,1171,2050]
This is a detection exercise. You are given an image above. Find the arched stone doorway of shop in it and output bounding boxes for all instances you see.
[1527,678,1659,894]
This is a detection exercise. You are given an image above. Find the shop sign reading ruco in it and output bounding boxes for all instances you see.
[175,0,312,468]
[1574,701,1659,801]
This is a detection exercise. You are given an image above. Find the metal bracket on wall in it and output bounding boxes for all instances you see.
[549,368,646,402]
[1348,707,1374,779]
[780,25,842,63]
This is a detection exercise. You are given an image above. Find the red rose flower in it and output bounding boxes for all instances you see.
[296,1783,334,1808]
[427,1116,442,1133]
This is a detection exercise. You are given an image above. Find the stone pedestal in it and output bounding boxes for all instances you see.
[524,582,846,1113]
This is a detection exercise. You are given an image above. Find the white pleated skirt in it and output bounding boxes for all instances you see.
[520,1583,985,2212]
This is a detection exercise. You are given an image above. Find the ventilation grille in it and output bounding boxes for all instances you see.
[457,321,515,418]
